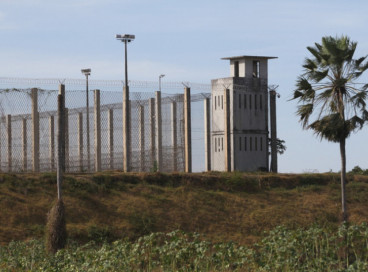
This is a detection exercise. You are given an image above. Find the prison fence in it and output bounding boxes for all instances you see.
[0,77,211,173]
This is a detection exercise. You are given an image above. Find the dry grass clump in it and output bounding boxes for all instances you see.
[45,199,67,254]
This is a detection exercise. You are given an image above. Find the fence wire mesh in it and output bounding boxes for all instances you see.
[0,78,211,173]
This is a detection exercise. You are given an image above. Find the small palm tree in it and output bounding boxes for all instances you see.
[292,36,368,222]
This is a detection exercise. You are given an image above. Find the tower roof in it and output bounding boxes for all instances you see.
[221,55,278,60]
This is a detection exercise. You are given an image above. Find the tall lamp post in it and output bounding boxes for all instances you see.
[159,74,165,92]
[81,68,91,172]
[116,34,135,172]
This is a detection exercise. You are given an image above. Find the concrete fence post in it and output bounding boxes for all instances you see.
[171,101,177,172]
[149,98,155,170]
[149,98,156,168]
[31,88,39,172]
[94,89,101,172]
[270,90,278,173]
[184,87,192,173]
[123,86,130,172]
[7,114,11,172]
[155,91,162,172]
[49,116,55,171]
[57,93,65,200]
[22,118,27,171]
[65,108,69,172]
[108,108,114,170]
[224,89,231,172]
[204,97,211,172]
[78,112,83,172]
[139,105,145,172]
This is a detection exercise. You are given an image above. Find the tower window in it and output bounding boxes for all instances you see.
[250,137,252,151]
[249,94,252,110]
[234,61,239,77]
[239,94,241,108]
[218,95,220,107]
[215,96,217,110]
[215,138,217,152]
[244,94,247,109]
[255,94,257,110]
[253,60,260,78]
[221,95,223,109]
[255,137,258,151]
[244,137,247,151]
[239,137,242,151]
[221,137,223,150]
[260,137,263,151]
[260,94,263,110]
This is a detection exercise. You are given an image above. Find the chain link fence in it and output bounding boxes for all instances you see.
[0,78,211,173]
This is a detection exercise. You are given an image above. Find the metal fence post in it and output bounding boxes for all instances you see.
[22,118,27,171]
[78,112,83,172]
[108,108,114,170]
[204,97,211,172]
[59,84,65,173]
[155,91,162,172]
[184,87,192,173]
[94,89,101,172]
[139,105,145,172]
[171,101,177,172]
[31,88,39,172]
[49,116,55,171]
[7,114,11,172]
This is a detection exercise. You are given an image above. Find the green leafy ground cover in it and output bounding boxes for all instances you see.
[1,224,368,271]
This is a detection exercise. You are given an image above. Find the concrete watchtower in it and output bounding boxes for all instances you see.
[211,55,277,171]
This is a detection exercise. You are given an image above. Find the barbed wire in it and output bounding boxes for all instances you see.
[0,77,211,91]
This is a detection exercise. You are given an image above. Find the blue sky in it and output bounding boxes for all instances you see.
[1,0,368,173]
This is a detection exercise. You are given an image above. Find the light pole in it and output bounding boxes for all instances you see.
[159,74,165,92]
[116,34,135,172]
[81,68,91,172]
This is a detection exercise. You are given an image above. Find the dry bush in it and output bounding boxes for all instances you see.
[45,199,67,254]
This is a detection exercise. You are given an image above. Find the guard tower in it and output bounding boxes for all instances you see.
[211,55,277,171]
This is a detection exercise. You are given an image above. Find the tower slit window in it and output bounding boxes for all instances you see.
[244,137,247,151]
[260,137,263,151]
[250,137,252,151]
[260,94,263,110]
[215,96,217,110]
[244,94,247,109]
[255,95,257,110]
[255,137,258,151]
[239,94,241,108]
[239,137,242,151]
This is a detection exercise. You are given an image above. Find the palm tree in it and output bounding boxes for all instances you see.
[292,36,368,222]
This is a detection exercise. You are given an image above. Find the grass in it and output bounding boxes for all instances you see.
[0,171,368,245]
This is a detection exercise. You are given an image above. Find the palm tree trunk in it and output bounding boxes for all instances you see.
[340,137,348,222]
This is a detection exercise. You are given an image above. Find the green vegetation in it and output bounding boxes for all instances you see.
[1,171,368,270]
[2,224,368,271]
[292,35,368,221]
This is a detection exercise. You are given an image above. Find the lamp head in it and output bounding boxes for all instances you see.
[81,68,91,76]
[116,34,135,42]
